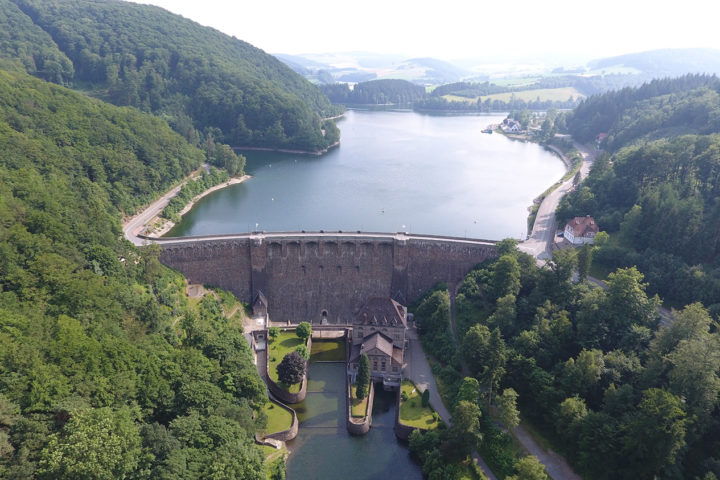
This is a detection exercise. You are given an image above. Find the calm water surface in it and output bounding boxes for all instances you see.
[168,110,564,239]
[286,361,422,479]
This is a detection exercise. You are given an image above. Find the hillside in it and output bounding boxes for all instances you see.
[320,79,426,105]
[589,48,720,77]
[567,74,720,146]
[276,52,470,85]
[0,66,270,479]
[558,75,720,308]
[2,0,341,151]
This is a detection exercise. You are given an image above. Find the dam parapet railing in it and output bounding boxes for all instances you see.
[137,230,498,246]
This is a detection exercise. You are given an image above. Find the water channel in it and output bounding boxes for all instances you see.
[286,360,423,479]
[168,110,565,240]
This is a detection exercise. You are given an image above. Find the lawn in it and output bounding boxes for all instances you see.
[310,340,345,362]
[350,384,369,418]
[399,380,439,430]
[442,86,585,104]
[261,401,293,435]
[268,330,305,393]
[262,443,288,478]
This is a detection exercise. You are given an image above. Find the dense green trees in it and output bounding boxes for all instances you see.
[295,321,312,342]
[37,407,141,480]
[276,352,305,386]
[0,68,266,478]
[454,240,720,479]
[321,79,426,105]
[413,287,459,368]
[558,75,720,307]
[4,0,341,151]
[356,353,370,401]
[567,74,720,144]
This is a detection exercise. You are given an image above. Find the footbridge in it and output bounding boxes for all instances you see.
[147,231,497,323]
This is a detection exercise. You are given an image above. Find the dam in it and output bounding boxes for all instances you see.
[153,231,497,323]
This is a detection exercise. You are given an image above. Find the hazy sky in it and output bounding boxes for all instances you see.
[135,0,720,61]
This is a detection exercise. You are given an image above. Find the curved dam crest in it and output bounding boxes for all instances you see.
[155,231,497,323]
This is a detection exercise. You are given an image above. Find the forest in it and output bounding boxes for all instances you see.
[0,0,341,152]
[0,67,272,479]
[320,79,427,105]
[317,74,646,112]
[410,240,720,480]
[558,74,720,308]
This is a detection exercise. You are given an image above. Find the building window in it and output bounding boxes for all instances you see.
[392,366,398,372]
[373,360,378,371]
[381,361,386,371]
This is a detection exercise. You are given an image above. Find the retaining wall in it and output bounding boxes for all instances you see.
[346,376,374,435]
[262,395,299,442]
[266,334,312,404]
[394,382,430,441]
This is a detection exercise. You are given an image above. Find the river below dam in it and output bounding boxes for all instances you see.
[167,109,565,240]
[286,361,423,479]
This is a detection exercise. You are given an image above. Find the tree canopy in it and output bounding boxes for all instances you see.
[3,0,342,151]
[0,67,266,479]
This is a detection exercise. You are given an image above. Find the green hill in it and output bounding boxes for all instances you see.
[589,48,720,77]
[3,0,340,151]
[0,67,269,479]
[559,75,720,308]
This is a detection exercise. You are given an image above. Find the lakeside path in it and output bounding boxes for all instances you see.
[122,171,249,246]
[519,141,596,260]
[513,137,591,479]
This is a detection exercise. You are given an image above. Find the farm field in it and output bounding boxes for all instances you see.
[443,86,585,104]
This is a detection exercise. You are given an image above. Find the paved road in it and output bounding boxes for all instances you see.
[520,142,596,260]
[513,140,594,479]
[121,166,212,246]
[130,228,498,247]
[403,326,498,480]
[511,425,581,480]
[587,275,673,327]
[122,180,190,246]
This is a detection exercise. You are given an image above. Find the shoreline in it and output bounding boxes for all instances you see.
[231,141,340,156]
[135,175,251,239]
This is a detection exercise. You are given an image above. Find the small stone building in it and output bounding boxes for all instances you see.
[251,291,269,327]
[564,215,599,245]
[349,297,407,388]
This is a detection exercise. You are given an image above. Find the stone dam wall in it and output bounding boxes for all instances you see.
[156,232,497,323]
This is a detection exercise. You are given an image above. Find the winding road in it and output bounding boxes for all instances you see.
[519,141,596,260]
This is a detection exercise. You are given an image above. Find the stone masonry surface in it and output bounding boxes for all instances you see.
[156,232,497,324]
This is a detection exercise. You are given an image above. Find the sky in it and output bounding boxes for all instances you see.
[135,0,720,62]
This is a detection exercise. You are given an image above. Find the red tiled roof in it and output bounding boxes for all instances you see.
[566,215,599,238]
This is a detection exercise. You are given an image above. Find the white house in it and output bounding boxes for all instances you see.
[564,215,599,245]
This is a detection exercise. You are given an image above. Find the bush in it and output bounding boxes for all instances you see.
[296,322,312,342]
[401,391,409,402]
[422,389,430,408]
[276,351,306,385]
[356,353,370,400]
[295,345,309,360]
[269,327,280,339]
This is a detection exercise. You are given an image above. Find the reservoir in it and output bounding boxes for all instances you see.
[168,110,565,239]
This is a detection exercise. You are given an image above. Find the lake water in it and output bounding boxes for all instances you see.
[286,361,423,479]
[167,110,565,239]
